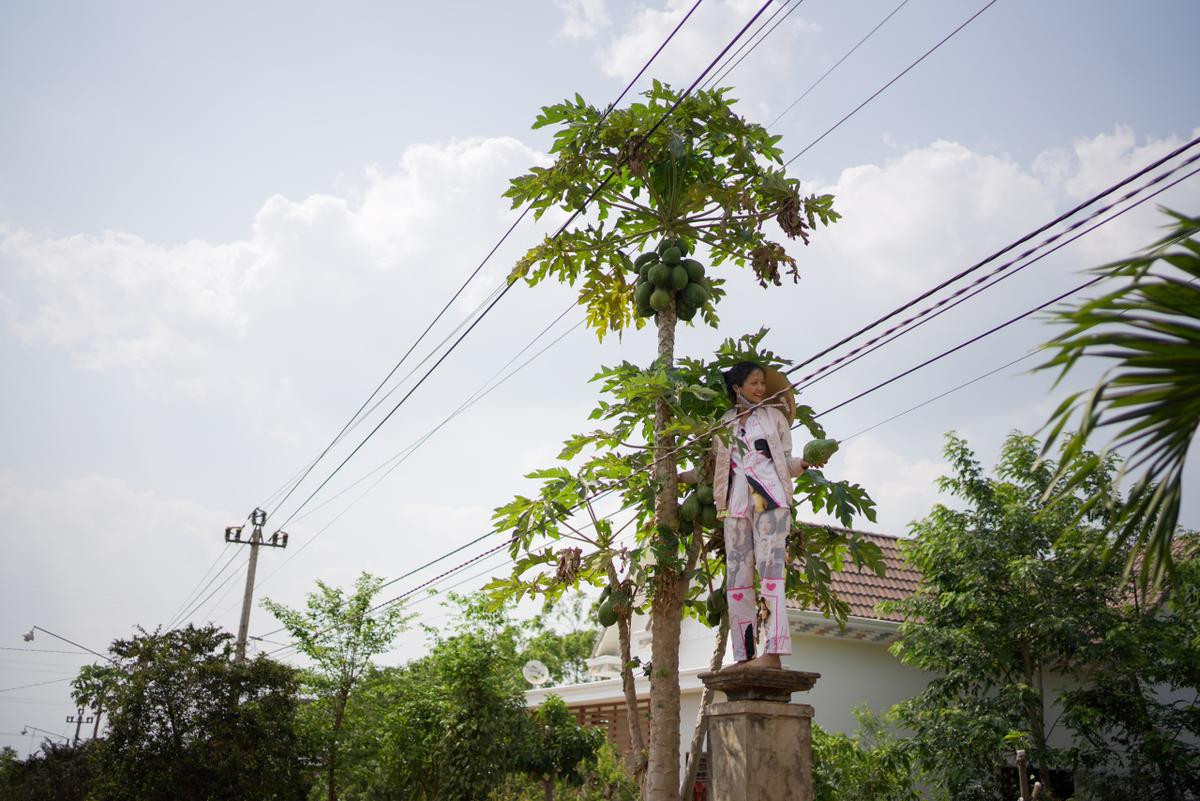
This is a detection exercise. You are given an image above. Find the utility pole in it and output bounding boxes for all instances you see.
[227,508,288,661]
[66,707,93,745]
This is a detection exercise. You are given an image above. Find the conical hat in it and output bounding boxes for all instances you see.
[763,366,796,423]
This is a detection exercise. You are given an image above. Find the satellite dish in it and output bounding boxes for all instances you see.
[522,659,550,686]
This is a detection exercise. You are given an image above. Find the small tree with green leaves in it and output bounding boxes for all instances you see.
[517,695,607,801]
[262,572,410,801]
[501,83,858,799]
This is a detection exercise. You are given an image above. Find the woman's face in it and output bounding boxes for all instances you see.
[735,368,767,404]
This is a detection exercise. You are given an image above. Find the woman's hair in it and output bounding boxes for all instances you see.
[723,360,764,404]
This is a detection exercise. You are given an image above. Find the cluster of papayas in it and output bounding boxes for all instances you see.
[632,238,710,322]
[679,482,719,530]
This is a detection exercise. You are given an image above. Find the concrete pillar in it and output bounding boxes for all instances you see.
[698,668,820,801]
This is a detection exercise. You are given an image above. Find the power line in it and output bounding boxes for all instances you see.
[790,154,1200,392]
[0,678,72,694]
[240,317,585,601]
[701,0,805,92]
[173,550,249,627]
[258,0,709,525]
[783,133,1200,378]
[768,0,912,128]
[264,1,779,536]
[784,0,999,167]
[259,142,1198,655]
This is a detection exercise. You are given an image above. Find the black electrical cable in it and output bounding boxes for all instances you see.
[260,157,1199,652]
[700,0,801,91]
[265,1,779,535]
[784,0,999,166]
[259,0,709,523]
[791,156,1200,392]
[705,0,809,90]
[784,133,1200,378]
[173,550,249,626]
[768,0,912,128]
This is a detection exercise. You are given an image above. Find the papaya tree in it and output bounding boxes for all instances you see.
[498,84,867,800]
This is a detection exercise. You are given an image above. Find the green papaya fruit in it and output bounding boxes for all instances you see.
[676,301,697,322]
[700,505,718,530]
[681,282,708,308]
[680,494,700,522]
[634,281,654,306]
[803,438,840,467]
[648,263,671,288]
[636,298,654,318]
[670,265,689,291]
[682,258,705,282]
[662,246,682,266]
[598,596,618,628]
[599,585,612,602]
[696,484,714,505]
[712,588,728,613]
[634,251,659,269]
[650,288,672,312]
[706,606,722,627]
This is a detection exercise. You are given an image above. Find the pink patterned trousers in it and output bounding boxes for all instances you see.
[724,507,792,661]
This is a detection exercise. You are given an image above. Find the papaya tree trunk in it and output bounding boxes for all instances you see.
[647,302,681,801]
[679,615,728,801]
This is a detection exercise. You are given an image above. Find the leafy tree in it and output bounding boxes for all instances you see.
[516,593,602,685]
[338,607,532,801]
[262,571,410,801]
[503,83,844,799]
[515,695,606,801]
[1061,549,1200,801]
[1037,209,1200,587]
[0,740,97,801]
[81,624,310,801]
[882,431,1200,800]
[811,708,919,801]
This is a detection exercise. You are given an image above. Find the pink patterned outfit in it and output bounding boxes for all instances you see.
[724,410,793,661]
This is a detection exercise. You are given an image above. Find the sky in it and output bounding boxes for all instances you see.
[1,0,1198,755]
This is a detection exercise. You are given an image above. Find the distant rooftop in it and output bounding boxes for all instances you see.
[786,527,921,622]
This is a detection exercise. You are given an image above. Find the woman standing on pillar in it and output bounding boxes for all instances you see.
[681,361,810,669]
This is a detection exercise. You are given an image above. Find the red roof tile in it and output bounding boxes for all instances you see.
[786,525,921,622]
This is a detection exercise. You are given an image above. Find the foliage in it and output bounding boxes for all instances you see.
[514,695,606,797]
[1061,550,1200,801]
[492,740,638,801]
[487,329,881,630]
[81,624,310,801]
[336,602,536,801]
[0,740,97,801]
[886,430,1200,800]
[1037,209,1200,588]
[515,593,602,685]
[812,708,920,801]
[262,571,410,801]
[505,82,837,339]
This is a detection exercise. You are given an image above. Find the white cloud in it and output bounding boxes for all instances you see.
[596,0,820,116]
[0,137,550,434]
[556,0,612,39]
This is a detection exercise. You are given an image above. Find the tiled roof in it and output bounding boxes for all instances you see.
[786,526,921,622]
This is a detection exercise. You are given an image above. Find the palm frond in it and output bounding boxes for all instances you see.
[1037,209,1200,589]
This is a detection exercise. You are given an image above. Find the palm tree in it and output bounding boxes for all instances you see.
[1038,209,1199,588]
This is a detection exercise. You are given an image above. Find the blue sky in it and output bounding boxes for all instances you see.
[1,0,1197,753]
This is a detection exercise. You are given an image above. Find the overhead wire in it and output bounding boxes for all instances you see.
[767,0,912,129]
[263,1,780,538]
[228,315,586,605]
[700,0,805,92]
[783,0,1000,167]
[260,155,1199,650]
[255,8,1200,655]
[258,0,710,526]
